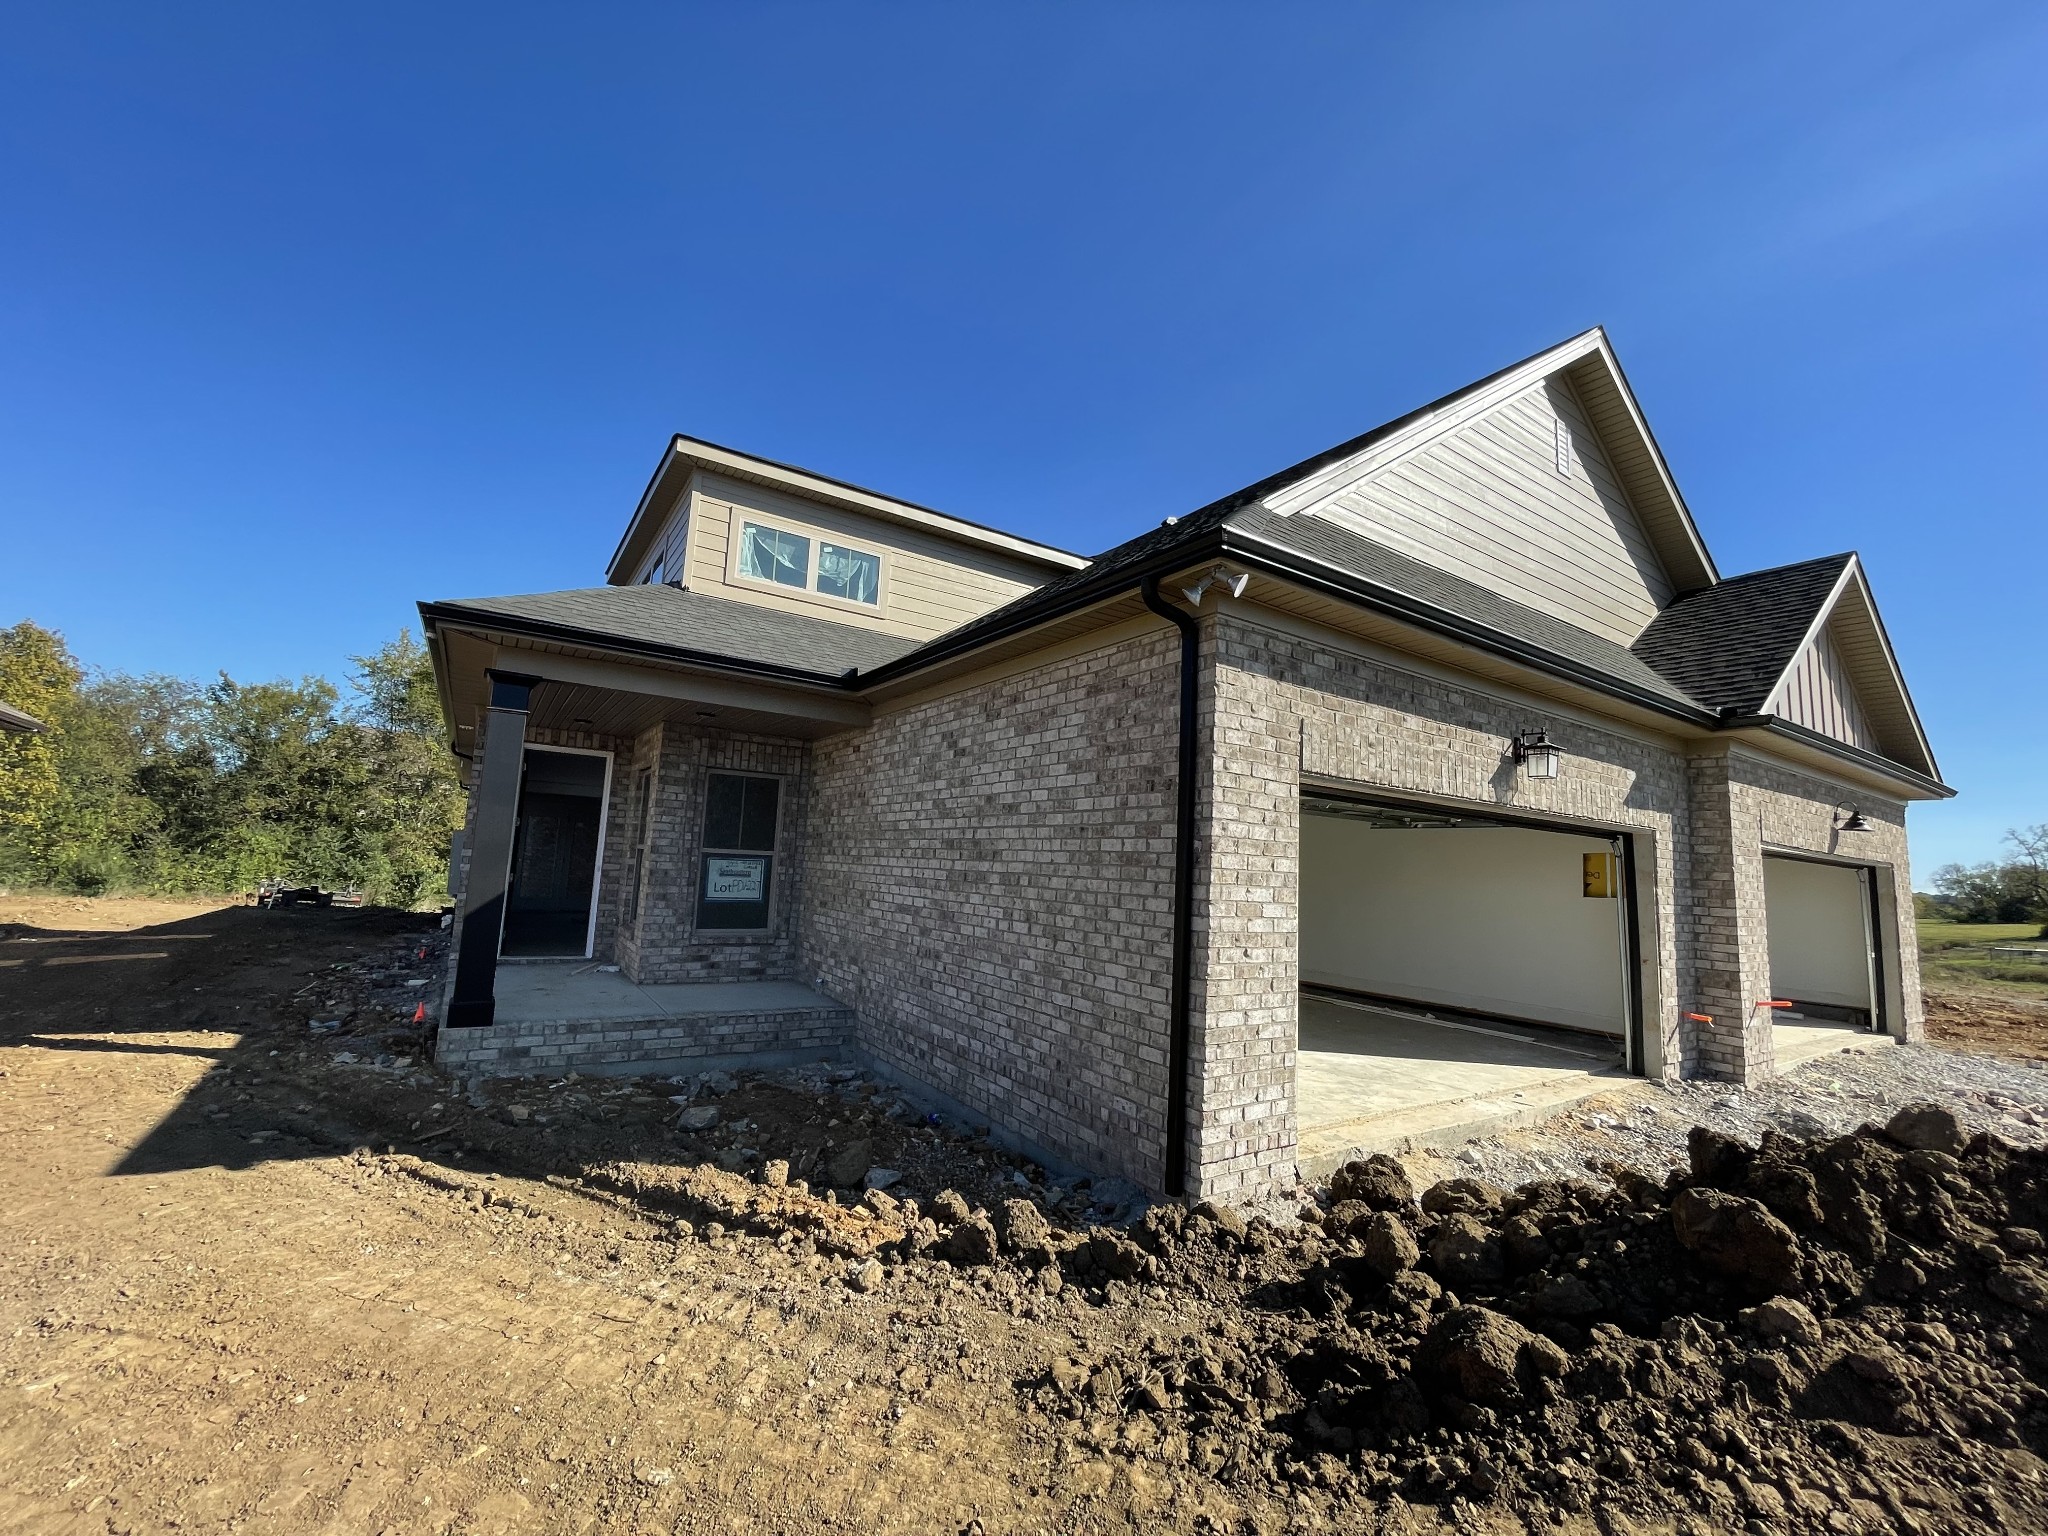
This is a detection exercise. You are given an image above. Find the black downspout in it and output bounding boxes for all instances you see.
[1140,575,1199,1199]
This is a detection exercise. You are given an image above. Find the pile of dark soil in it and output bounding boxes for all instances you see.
[1016,1109,2048,1533]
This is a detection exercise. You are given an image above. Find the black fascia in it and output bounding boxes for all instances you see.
[1715,715,1955,799]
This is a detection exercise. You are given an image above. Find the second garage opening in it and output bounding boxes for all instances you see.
[1763,853,1882,1063]
[1295,792,1639,1165]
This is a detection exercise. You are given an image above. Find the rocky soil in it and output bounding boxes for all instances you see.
[7,899,2048,1533]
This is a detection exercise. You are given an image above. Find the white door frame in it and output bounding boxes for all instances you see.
[511,742,615,961]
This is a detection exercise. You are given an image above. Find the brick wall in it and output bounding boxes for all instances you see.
[802,628,1182,1191]
[436,1002,853,1077]
[620,723,811,985]
[1198,610,1692,1197]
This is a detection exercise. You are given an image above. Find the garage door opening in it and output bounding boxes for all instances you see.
[1296,793,1640,1164]
[1763,854,1881,1063]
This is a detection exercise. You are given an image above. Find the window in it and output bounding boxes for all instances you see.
[738,523,810,589]
[695,771,779,930]
[735,519,883,607]
[817,542,881,604]
[645,554,664,585]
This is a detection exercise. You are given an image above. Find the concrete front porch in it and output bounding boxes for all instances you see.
[1295,991,1628,1177]
[436,966,856,1078]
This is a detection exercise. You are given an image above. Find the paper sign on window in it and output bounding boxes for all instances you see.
[704,856,767,902]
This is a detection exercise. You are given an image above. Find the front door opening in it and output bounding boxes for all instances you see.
[1763,854,1880,1053]
[1295,793,1638,1164]
[502,747,610,958]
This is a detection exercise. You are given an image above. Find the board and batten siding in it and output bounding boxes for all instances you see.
[682,470,1047,642]
[1771,621,1875,750]
[1315,375,1675,646]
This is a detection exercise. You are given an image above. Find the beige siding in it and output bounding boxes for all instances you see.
[682,470,1045,641]
[632,498,691,584]
[1774,621,1875,750]
[1317,374,1675,645]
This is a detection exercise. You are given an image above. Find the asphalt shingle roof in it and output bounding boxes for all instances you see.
[1628,554,1851,716]
[1228,508,1708,709]
[425,584,926,678]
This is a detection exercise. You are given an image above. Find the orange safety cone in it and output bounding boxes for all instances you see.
[412,1001,427,1025]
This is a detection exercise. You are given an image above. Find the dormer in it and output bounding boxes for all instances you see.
[606,436,1086,642]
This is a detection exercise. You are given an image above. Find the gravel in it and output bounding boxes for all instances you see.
[1407,1040,2048,1193]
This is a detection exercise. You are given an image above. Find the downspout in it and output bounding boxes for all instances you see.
[1139,575,1199,1199]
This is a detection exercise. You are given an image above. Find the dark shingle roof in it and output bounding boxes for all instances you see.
[1228,509,1707,709]
[1628,554,1851,715]
[424,584,926,678]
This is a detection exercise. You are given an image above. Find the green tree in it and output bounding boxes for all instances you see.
[346,629,465,908]
[0,621,84,878]
[0,620,462,906]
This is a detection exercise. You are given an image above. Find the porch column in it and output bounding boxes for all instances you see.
[445,670,540,1029]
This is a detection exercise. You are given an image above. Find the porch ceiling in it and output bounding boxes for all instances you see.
[521,677,855,741]
[436,626,867,754]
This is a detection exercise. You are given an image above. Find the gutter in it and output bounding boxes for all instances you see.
[1138,575,1199,1200]
[1717,715,1955,799]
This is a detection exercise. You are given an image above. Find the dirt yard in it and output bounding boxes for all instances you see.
[5,902,2048,1534]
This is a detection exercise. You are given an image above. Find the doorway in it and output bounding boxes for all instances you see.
[1294,792,1643,1163]
[501,746,612,958]
[1763,853,1881,1054]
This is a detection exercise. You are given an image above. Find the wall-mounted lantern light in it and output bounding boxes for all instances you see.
[1832,801,1871,832]
[1511,729,1562,780]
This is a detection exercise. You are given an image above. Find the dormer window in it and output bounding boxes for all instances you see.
[739,523,811,589]
[737,520,881,607]
[817,542,880,604]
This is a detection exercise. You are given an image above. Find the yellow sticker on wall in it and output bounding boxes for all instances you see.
[1583,851,1618,898]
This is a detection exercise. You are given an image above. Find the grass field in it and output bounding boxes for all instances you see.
[1918,919,2048,999]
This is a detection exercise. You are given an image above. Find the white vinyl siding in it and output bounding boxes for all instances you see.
[1774,622,1875,750]
[685,471,1045,641]
[1316,375,1675,646]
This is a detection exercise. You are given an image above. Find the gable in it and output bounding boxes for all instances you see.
[1772,617,1874,751]
[1762,565,1936,776]
[1311,373,1677,647]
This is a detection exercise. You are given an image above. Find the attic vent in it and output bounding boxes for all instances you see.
[1552,417,1572,478]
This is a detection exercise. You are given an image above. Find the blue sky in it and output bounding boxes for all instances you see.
[0,3,2041,873]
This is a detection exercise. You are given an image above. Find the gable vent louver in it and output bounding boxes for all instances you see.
[1553,416,1572,478]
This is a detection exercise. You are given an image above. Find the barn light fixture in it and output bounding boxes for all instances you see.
[1511,729,1562,780]
[1832,802,1871,832]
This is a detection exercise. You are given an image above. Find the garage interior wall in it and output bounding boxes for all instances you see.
[1763,856,1874,1013]
[1299,815,1626,1036]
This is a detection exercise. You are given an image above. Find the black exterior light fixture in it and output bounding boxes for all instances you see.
[1511,728,1562,780]
[1833,801,1871,832]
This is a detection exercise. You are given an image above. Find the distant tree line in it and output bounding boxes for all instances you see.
[1920,826,2048,933]
[0,620,464,908]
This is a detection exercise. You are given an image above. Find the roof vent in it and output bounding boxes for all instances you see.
[1552,417,1572,478]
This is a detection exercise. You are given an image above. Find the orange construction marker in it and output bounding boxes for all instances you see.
[1685,1012,1712,1023]
[412,1001,427,1024]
